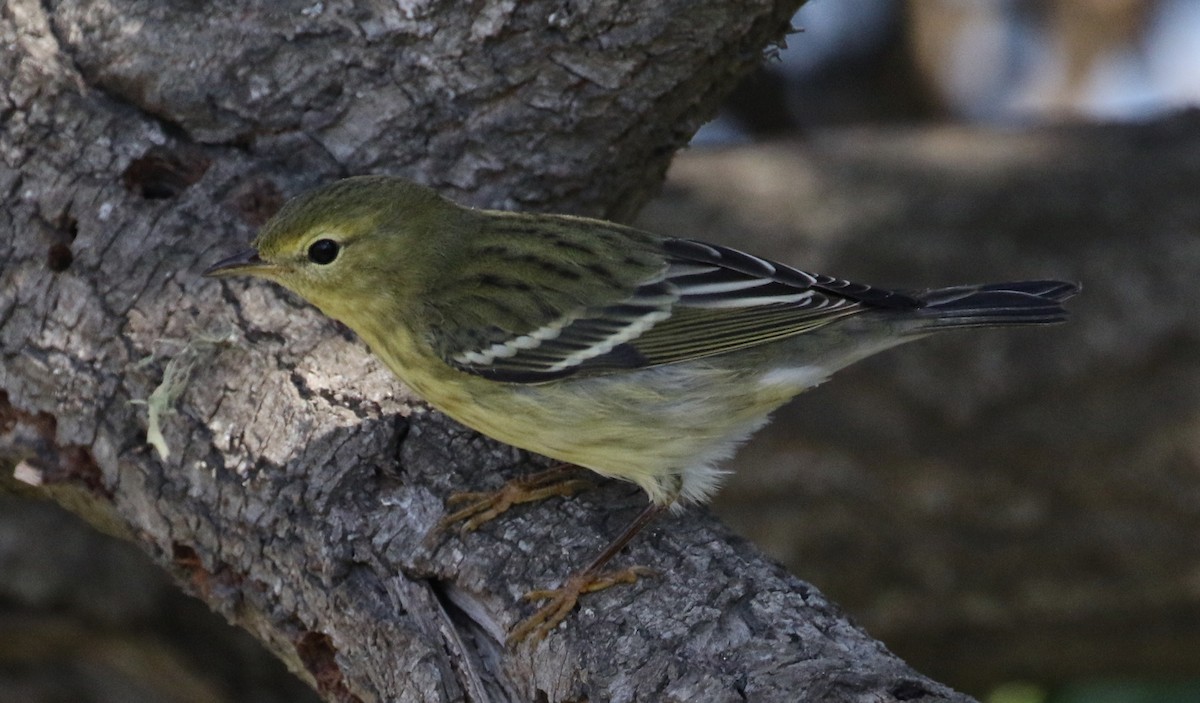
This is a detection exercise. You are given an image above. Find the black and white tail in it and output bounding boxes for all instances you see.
[912,280,1080,330]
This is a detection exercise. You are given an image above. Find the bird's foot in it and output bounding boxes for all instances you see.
[507,565,656,645]
[434,464,593,537]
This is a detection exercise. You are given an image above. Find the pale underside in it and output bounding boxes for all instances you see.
[351,310,907,507]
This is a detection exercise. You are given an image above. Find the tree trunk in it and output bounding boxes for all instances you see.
[2,1,970,701]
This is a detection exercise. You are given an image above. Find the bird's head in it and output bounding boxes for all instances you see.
[205,176,464,326]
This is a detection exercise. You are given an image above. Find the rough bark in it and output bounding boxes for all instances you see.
[2,1,971,702]
[0,493,322,703]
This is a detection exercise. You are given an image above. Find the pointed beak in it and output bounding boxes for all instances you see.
[203,249,272,278]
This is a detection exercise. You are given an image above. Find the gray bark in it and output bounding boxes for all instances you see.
[2,1,968,702]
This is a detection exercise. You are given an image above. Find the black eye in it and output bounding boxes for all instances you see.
[307,239,340,265]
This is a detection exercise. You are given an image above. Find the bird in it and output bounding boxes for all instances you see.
[205,175,1078,644]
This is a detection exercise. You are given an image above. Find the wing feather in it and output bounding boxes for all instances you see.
[432,221,918,383]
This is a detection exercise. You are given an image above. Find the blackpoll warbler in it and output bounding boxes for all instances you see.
[207,175,1078,643]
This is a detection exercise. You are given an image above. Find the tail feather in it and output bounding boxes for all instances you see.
[911,280,1080,330]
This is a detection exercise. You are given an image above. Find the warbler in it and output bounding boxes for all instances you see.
[206,175,1078,643]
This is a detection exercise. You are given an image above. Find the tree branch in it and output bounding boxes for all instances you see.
[2,0,971,701]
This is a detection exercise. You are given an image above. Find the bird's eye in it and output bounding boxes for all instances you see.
[307,239,340,265]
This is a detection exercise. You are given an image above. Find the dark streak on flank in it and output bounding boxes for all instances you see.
[471,273,535,292]
[583,262,621,287]
[550,238,595,256]
[538,260,583,281]
[478,296,526,323]
[509,253,584,282]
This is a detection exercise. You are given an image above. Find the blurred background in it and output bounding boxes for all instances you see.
[638,1,1200,702]
[702,0,1200,136]
[4,1,1199,701]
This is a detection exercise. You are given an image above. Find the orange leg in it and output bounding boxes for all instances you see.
[507,502,667,646]
[434,463,593,536]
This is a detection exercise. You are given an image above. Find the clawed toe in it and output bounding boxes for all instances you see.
[507,565,655,645]
[427,465,592,543]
